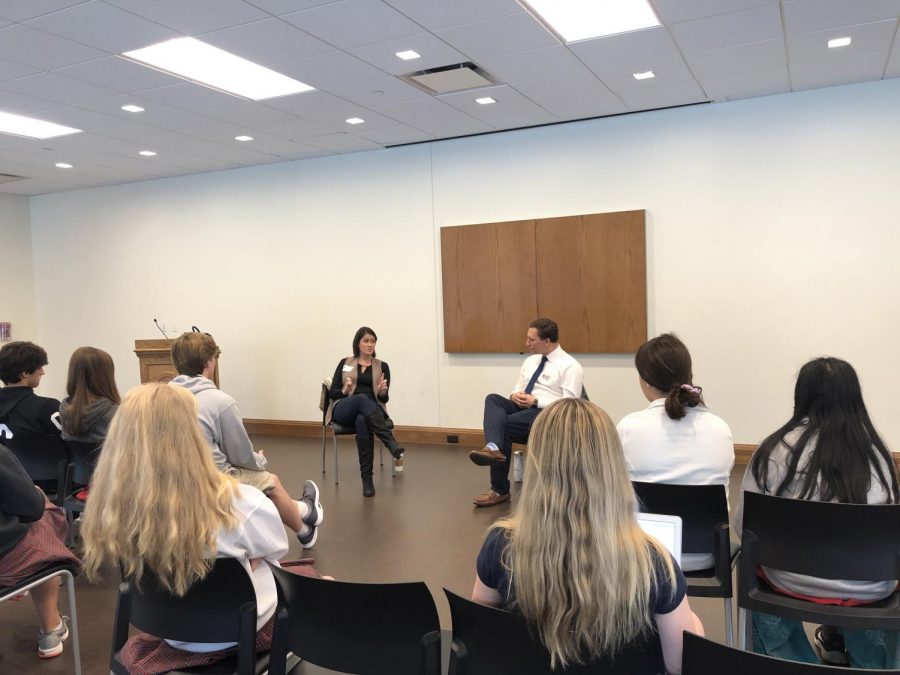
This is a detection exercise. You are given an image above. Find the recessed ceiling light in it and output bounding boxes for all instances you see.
[345,117,365,125]
[828,36,851,48]
[234,135,254,142]
[395,50,421,60]
[55,162,73,169]
[0,111,82,140]
[122,37,315,101]
[139,150,157,156]
[633,70,655,80]
[520,0,660,42]
[121,104,145,113]
[475,97,496,105]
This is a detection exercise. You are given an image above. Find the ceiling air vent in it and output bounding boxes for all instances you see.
[0,173,27,185]
[403,62,495,95]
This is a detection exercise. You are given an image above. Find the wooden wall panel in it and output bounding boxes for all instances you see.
[441,221,537,352]
[441,210,646,353]
[536,211,646,353]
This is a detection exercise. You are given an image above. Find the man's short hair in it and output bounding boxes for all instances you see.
[171,332,219,377]
[529,317,559,343]
[0,341,48,385]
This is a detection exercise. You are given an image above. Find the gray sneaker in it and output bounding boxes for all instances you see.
[300,480,323,527]
[38,616,69,659]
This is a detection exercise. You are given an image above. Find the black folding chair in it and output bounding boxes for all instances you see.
[738,492,900,650]
[320,382,394,484]
[444,589,665,675]
[632,482,738,645]
[61,439,101,546]
[0,562,82,675]
[2,433,68,503]
[683,631,900,674]
[268,566,441,675]
[109,558,288,675]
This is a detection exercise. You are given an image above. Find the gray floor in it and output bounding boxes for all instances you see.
[0,436,746,673]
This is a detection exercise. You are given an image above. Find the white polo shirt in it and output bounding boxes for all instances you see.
[617,399,735,571]
[512,345,583,408]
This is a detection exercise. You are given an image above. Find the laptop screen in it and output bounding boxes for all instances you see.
[636,513,682,566]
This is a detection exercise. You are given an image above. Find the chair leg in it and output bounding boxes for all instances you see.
[321,428,327,475]
[63,570,82,675]
[332,434,339,485]
[379,442,383,467]
[737,607,749,650]
[724,597,734,647]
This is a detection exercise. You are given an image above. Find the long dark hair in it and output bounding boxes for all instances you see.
[352,326,377,358]
[634,333,703,420]
[750,357,898,504]
[65,347,121,436]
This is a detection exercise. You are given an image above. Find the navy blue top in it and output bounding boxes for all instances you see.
[476,526,687,614]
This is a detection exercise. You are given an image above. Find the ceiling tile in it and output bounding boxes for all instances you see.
[790,48,892,90]
[103,0,270,35]
[200,130,322,157]
[0,57,41,82]
[0,89,61,114]
[383,0,523,31]
[478,45,587,84]
[356,123,433,144]
[375,96,493,135]
[262,89,365,117]
[3,71,122,105]
[439,85,556,127]
[281,0,422,49]
[698,65,790,99]
[685,39,786,79]
[259,116,337,139]
[76,93,190,122]
[669,4,784,53]
[25,1,180,53]
[591,57,694,93]
[272,51,386,88]
[435,12,558,60]
[55,56,183,92]
[135,82,249,112]
[146,110,249,143]
[242,0,340,15]
[787,19,897,62]
[887,40,900,77]
[302,132,383,152]
[0,0,89,22]
[512,70,621,116]
[652,0,779,25]
[201,101,299,127]
[782,0,900,36]
[617,79,708,110]
[198,18,332,66]
[325,75,430,107]
[0,24,106,70]
[569,27,683,71]
[346,33,466,75]
[22,105,126,132]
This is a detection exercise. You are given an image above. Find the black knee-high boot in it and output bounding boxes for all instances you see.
[357,435,375,497]
[364,408,405,460]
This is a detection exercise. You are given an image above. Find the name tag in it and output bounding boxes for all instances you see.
[342,365,354,372]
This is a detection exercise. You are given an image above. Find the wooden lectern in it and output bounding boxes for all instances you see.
[134,339,219,386]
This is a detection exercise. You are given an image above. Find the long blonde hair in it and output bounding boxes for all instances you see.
[496,398,675,668]
[82,383,238,596]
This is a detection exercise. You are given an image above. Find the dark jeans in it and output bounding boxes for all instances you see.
[482,393,540,495]
[332,394,376,439]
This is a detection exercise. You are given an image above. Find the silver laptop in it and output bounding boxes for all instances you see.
[636,512,683,566]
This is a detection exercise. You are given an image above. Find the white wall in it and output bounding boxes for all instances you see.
[27,77,900,446]
[0,194,37,343]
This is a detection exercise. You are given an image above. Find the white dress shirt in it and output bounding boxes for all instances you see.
[512,345,583,408]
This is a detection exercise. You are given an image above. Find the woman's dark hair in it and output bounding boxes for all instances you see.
[750,357,899,505]
[634,333,703,420]
[352,326,377,358]
[0,341,48,385]
[65,347,121,436]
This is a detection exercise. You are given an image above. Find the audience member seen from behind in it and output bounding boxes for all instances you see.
[473,398,703,674]
[734,357,899,668]
[59,346,120,444]
[169,332,323,548]
[617,333,734,571]
[82,383,290,672]
[326,326,404,497]
[0,341,62,444]
[0,443,80,660]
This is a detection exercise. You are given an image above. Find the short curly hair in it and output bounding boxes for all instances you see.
[0,341,49,385]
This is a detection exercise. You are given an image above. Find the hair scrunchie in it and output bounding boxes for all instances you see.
[680,384,702,395]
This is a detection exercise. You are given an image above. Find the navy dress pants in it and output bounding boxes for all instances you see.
[482,393,540,495]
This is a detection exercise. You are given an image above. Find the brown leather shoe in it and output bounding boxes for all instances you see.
[469,447,506,466]
[473,490,511,507]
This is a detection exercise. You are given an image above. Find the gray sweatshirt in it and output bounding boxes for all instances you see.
[733,425,896,601]
[169,375,266,473]
[59,396,117,443]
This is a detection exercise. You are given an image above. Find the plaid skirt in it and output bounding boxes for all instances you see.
[118,560,321,675]
[0,499,81,587]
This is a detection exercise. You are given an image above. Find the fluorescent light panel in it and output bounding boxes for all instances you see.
[122,37,315,101]
[395,50,421,60]
[828,36,851,48]
[0,111,82,139]
[520,0,660,42]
